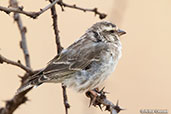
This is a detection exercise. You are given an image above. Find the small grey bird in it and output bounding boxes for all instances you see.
[17,21,126,94]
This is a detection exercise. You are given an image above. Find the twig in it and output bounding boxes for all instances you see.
[57,0,107,19]
[15,15,30,67]
[0,0,60,19]
[9,0,31,68]
[49,0,63,54]
[0,0,107,19]
[62,85,70,114]
[48,1,69,113]
[0,5,35,17]
[0,54,33,74]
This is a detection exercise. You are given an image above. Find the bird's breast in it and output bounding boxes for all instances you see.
[63,43,122,92]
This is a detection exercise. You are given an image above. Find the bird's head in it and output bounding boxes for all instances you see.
[88,21,126,42]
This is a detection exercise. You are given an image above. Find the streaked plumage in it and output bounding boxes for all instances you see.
[17,21,126,94]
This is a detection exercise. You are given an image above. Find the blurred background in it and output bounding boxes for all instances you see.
[0,0,171,114]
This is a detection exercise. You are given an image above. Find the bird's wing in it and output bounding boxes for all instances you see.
[41,35,108,79]
[16,34,109,94]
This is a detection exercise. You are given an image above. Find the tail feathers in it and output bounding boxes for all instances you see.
[16,83,34,95]
[16,74,45,95]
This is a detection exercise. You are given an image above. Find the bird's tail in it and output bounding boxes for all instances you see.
[16,83,34,95]
[16,73,43,95]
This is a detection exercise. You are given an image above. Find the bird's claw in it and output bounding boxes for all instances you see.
[86,87,124,113]
[86,87,107,108]
[86,89,98,107]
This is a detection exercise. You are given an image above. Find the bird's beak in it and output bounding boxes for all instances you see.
[117,29,126,36]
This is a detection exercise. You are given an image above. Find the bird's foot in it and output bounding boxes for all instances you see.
[86,87,108,109]
[86,87,124,113]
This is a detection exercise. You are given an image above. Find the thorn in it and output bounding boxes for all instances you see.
[114,100,125,113]
[105,105,110,111]
[22,27,27,33]
[17,60,21,64]
[61,7,65,12]
[99,13,107,20]
[0,58,3,63]
[97,104,103,111]
[94,8,97,13]
[116,100,119,106]
[20,41,23,49]
[18,6,24,11]
[88,98,93,107]
[100,87,105,93]
[99,87,109,94]
[27,98,31,102]
[18,75,22,79]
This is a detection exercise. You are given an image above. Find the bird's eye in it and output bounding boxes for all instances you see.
[109,30,115,33]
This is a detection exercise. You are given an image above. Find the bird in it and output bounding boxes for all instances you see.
[16,21,126,95]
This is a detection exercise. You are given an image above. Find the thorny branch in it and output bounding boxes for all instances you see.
[9,0,33,83]
[9,0,31,68]
[0,88,31,114]
[49,0,63,54]
[62,85,70,114]
[0,54,33,74]
[0,0,106,19]
[57,0,107,19]
[0,0,60,19]
[48,0,69,114]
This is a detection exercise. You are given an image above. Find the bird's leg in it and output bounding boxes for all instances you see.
[86,87,108,108]
[86,88,99,107]
[86,88,124,112]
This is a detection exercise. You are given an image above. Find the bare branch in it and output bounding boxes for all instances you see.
[0,0,60,19]
[62,85,70,114]
[9,0,31,67]
[0,54,33,74]
[0,90,29,114]
[57,0,107,19]
[48,1,69,113]
[0,70,37,114]
[0,0,107,19]
[0,6,37,18]
[49,0,63,54]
